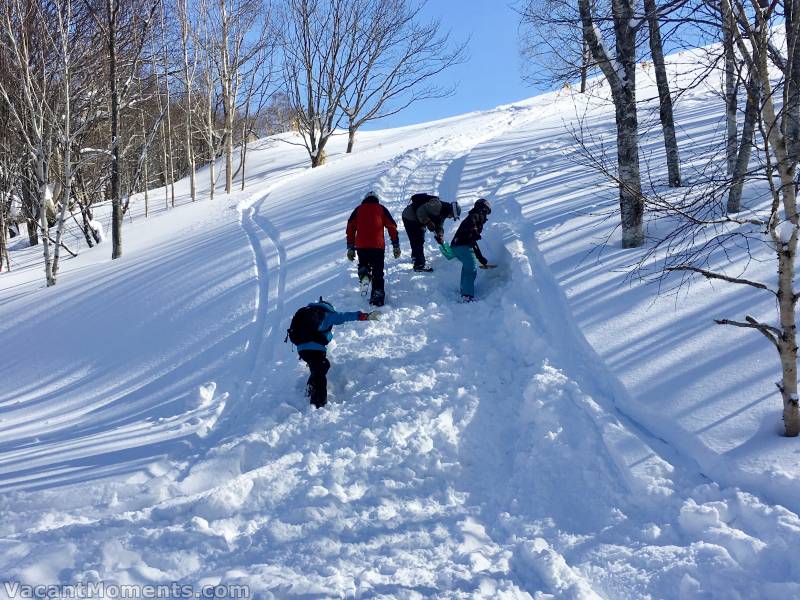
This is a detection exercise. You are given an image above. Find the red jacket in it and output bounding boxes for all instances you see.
[346,197,399,250]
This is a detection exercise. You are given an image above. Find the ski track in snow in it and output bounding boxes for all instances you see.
[2,90,800,597]
[233,195,289,437]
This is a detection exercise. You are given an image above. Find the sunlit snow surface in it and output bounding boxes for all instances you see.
[2,51,800,598]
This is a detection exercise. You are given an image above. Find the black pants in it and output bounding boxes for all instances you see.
[299,350,330,408]
[357,248,385,305]
[403,218,426,269]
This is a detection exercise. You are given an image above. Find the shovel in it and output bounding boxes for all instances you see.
[439,242,455,260]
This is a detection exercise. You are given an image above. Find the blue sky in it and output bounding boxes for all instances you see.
[365,0,540,129]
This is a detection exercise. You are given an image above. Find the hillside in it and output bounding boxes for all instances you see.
[1,53,799,598]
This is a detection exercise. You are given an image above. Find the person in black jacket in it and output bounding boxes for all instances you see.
[401,193,461,272]
[450,199,495,301]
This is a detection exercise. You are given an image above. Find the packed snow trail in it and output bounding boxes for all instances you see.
[2,85,800,597]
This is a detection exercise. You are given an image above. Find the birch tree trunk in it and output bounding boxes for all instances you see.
[644,0,681,187]
[22,180,38,246]
[784,0,800,163]
[220,0,234,194]
[37,160,53,286]
[52,7,72,283]
[108,0,122,260]
[205,71,217,201]
[722,0,738,176]
[727,78,759,213]
[179,0,197,202]
[199,0,218,201]
[150,31,171,211]
[579,0,644,248]
[580,37,589,94]
[773,219,800,437]
[159,1,176,208]
[0,202,8,272]
[240,122,248,191]
[138,75,150,218]
[762,92,800,436]
[347,123,356,154]
[728,0,800,436]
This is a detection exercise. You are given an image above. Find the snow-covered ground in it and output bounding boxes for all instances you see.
[2,50,800,598]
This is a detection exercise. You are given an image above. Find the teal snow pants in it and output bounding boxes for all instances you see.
[451,245,478,297]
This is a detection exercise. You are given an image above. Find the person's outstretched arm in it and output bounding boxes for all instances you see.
[321,310,380,328]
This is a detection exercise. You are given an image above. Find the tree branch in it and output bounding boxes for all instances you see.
[715,315,781,349]
[667,265,776,294]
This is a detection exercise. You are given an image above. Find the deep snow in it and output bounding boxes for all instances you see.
[1,50,800,598]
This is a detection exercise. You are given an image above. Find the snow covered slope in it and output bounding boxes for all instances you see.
[1,53,800,598]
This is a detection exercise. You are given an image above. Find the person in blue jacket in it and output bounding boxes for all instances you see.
[288,298,381,408]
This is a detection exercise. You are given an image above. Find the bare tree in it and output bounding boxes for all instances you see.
[196,0,220,200]
[518,0,589,90]
[199,0,271,192]
[339,0,465,153]
[235,35,278,190]
[280,0,358,167]
[0,0,57,282]
[150,26,172,210]
[83,0,159,260]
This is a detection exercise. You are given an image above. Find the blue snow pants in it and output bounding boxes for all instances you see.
[452,245,478,297]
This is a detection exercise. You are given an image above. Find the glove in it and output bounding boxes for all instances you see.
[434,233,444,245]
[365,310,381,321]
[347,248,356,261]
[393,245,401,259]
[426,221,436,232]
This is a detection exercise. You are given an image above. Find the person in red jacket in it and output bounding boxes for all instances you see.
[346,191,401,306]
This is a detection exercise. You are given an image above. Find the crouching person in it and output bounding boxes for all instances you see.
[286,298,380,408]
[450,199,495,301]
[401,193,461,272]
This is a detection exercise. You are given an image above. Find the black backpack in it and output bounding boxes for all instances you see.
[286,305,331,346]
[411,193,438,210]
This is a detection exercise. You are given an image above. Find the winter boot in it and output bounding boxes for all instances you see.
[370,289,386,307]
[359,274,371,296]
[307,378,327,408]
[461,295,475,303]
